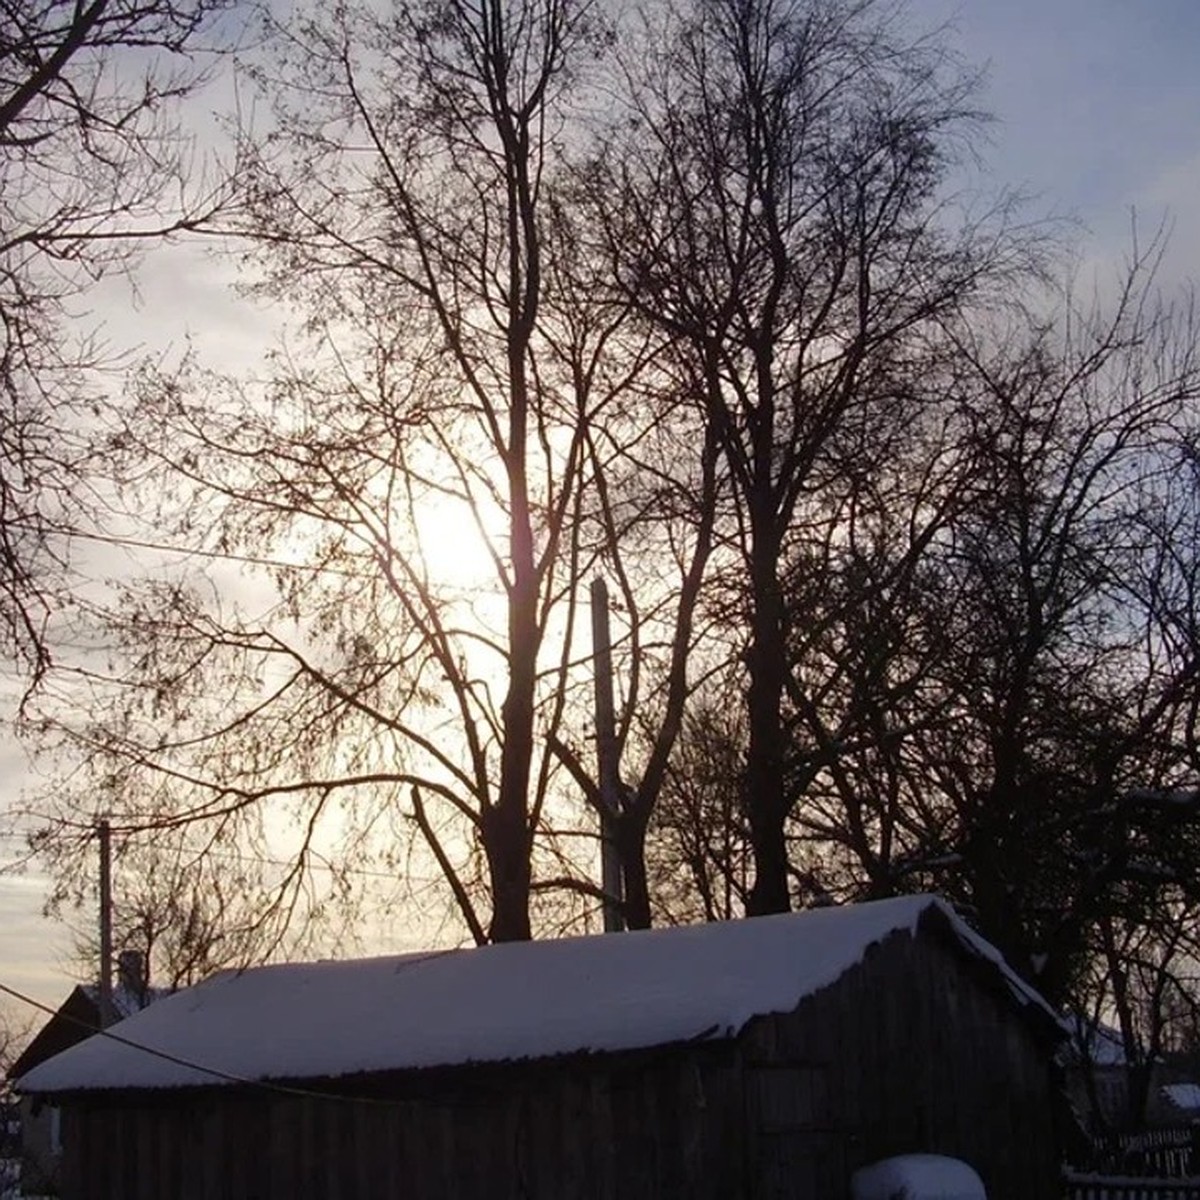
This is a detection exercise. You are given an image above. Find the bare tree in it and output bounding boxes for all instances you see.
[29,1,1200,1012]
[1067,896,1200,1134]
[0,0,232,691]
[36,818,340,991]
[33,0,631,945]
[647,676,751,924]
[0,1001,29,1077]
[544,328,725,930]
[889,249,1200,1005]
[596,0,1020,913]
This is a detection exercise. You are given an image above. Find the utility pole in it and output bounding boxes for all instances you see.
[97,817,114,1029]
[591,577,625,932]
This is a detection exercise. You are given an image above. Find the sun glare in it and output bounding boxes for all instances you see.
[410,489,504,591]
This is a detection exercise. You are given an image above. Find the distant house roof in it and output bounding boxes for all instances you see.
[17,894,1055,1095]
[1065,1017,1129,1067]
[81,984,163,1022]
[9,983,164,1081]
[1163,1082,1200,1112]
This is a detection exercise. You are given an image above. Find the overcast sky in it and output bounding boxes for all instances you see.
[2,0,1198,1021]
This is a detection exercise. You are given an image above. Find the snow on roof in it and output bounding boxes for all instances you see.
[1164,1083,1200,1111]
[17,894,1051,1094]
[80,984,166,1021]
[1064,1017,1129,1067]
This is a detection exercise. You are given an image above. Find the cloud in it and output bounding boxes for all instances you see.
[1135,149,1200,290]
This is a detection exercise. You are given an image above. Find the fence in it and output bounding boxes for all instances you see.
[1065,1172,1200,1200]
[1074,1128,1200,1179]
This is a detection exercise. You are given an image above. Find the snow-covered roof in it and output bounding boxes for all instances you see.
[1163,1083,1200,1111]
[1065,1017,1129,1067]
[8,981,169,1081]
[17,894,1053,1095]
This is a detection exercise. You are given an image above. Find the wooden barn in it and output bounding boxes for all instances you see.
[17,895,1064,1200]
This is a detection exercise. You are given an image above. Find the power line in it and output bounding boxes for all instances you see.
[172,841,419,883]
[32,521,367,579]
[0,978,400,1107]
[3,831,441,886]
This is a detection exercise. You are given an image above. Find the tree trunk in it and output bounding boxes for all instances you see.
[482,799,533,943]
[488,334,538,942]
[618,811,653,930]
[745,519,790,916]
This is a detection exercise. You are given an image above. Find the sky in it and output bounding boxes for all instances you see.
[2,0,1199,1031]
[932,0,1200,285]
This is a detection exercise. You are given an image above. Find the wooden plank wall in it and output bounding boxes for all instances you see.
[58,1047,747,1200]
[740,925,1061,1200]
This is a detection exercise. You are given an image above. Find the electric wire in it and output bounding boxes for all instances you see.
[0,979,404,1107]
[0,833,444,886]
[21,521,365,579]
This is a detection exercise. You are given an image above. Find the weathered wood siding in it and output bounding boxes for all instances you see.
[57,1046,748,1200]
[16,1096,60,1195]
[52,917,1060,1200]
[739,916,1061,1200]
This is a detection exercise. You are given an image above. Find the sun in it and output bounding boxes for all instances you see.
[409,483,507,593]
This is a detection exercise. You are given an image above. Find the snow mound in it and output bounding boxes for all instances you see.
[852,1154,986,1200]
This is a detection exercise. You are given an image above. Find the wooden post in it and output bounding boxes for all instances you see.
[590,577,625,932]
[98,817,114,1028]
